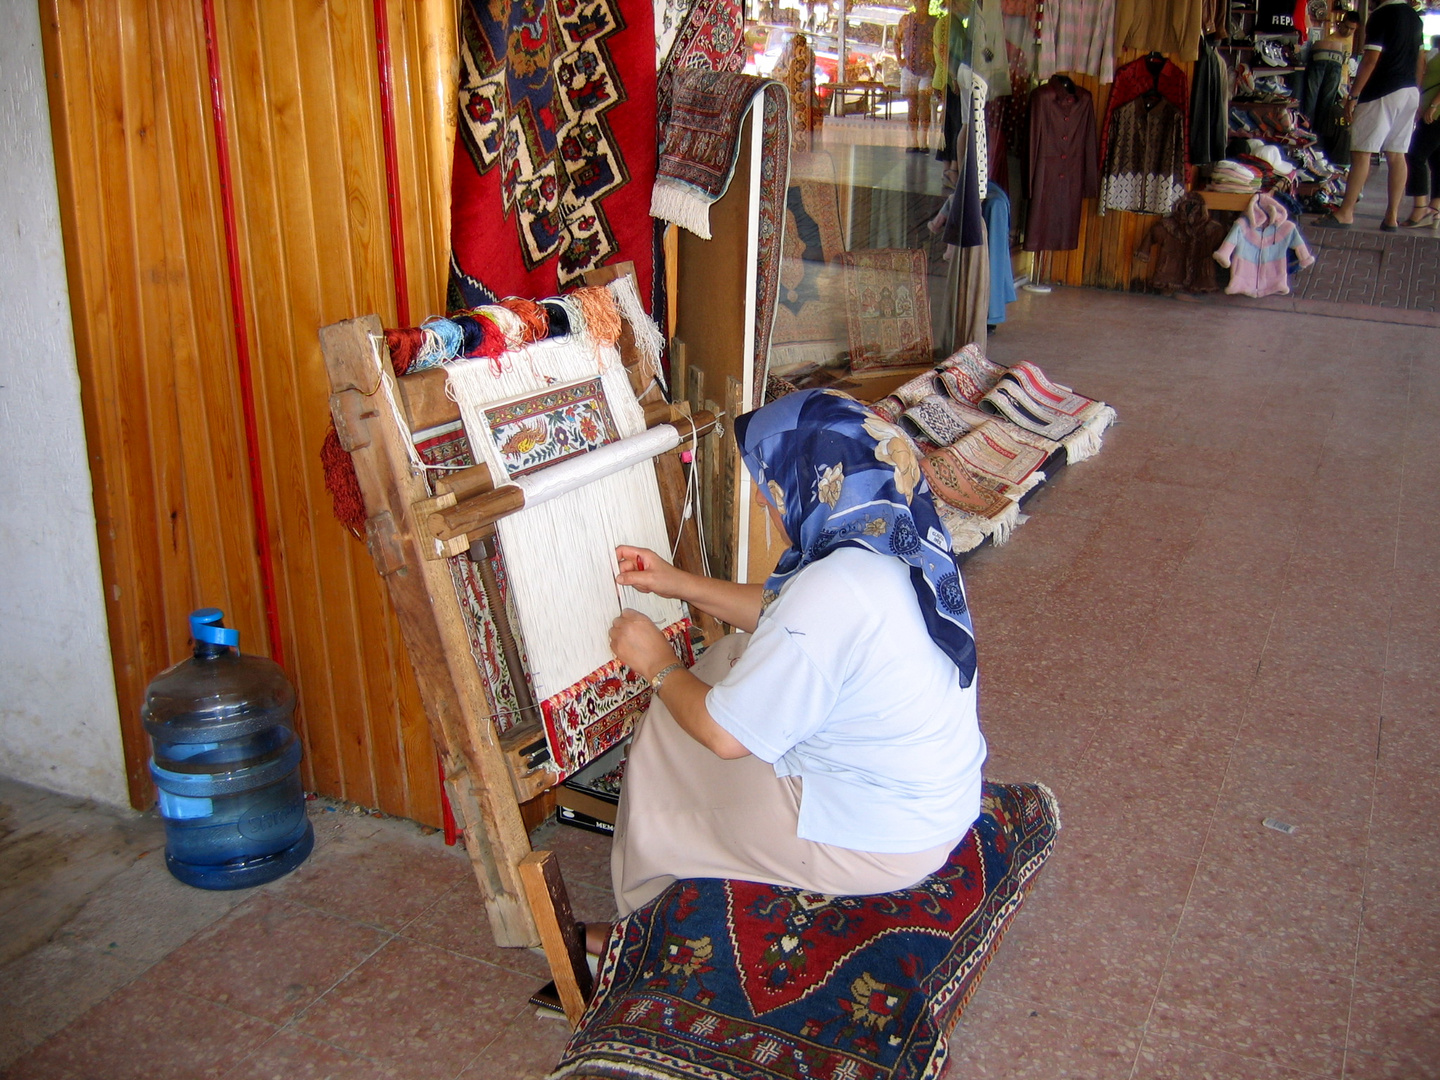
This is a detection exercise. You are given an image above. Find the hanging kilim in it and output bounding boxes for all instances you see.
[841,249,935,371]
[651,71,790,406]
[450,0,658,305]
[655,0,746,123]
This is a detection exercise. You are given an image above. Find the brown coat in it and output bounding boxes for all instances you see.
[1024,81,1099,252]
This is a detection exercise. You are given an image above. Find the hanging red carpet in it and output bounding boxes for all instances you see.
[450,0,658,306]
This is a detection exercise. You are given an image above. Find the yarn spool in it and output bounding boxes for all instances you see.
[454,313,507,360]
[498,297,552,344]
[481,305,528,351]
[421,316,465,362]
[383,327,424,376]
[570,286,622,348]
[541,300,571,337]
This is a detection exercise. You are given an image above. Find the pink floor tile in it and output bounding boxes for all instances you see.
[268,829,469,933]
[1132,1035,1336,1079]
[291,938,539,1077]
[7,978,277,1080]
[399,882,551,982]
[1147,938,1351,1076]
[946,991,1142,1079]
[1341,982,1440,1080]
[148,894,391,1024]
[975,847,1196,1026]
[455,1011,574,1079]
[220,1031,401,1080]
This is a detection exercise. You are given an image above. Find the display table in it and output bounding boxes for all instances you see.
[828,80,896,119]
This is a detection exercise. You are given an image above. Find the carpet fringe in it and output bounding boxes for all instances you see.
[1061,404,1117,463]
[650,180,714,240]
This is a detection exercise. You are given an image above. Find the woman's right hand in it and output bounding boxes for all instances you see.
[615,546,689,600]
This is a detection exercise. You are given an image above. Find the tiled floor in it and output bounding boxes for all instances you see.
[4,284,1439,1079]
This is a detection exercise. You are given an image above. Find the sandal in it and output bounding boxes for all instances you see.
[1399,207,1440,228]
[1312,213,1352,229]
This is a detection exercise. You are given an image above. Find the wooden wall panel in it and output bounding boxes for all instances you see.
[42,0,451,826]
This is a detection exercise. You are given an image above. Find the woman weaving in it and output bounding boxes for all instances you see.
[599,389,987,936]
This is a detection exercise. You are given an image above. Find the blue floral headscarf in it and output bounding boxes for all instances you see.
[734,389,977,687]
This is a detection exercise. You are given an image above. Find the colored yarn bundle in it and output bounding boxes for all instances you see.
[570,286,622,348]
[452,311,507,360]
[320,423,368,538]
[383,328,425,376]
[380,275,646,380]
[498,298,552,344]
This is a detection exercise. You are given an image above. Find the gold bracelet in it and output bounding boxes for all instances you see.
[649,661,684,691]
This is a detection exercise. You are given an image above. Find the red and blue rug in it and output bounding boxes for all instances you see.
[549,780,1059,1080]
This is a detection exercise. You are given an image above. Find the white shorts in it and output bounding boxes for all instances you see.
[1352,87,1421,153]
[901,68,932,95]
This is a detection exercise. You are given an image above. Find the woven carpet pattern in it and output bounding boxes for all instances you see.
[549,780,1059,1080]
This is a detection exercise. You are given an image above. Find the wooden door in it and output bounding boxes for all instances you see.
[41,0,456,825]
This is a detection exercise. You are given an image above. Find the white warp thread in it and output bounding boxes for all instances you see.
[606,274,667,393]
[447,338,685,701]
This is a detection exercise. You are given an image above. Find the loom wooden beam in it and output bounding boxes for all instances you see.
[499,722,557,804]
[519,850,594,1027]
[426,412,720,546]
[320,315,539,949]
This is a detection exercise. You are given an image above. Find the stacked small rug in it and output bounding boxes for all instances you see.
[868,345,1117,554]
[549,780,1059,1080]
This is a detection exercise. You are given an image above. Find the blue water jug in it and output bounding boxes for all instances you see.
[144,609,314,889]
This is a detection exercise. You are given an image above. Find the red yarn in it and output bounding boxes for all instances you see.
[383,327,423,375]
[320,422,368,539]
[455,311,508,358]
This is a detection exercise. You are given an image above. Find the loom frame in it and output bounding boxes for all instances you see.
[320,284,717,1021]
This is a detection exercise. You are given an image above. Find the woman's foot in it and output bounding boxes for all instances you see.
[583,922,612,956]
[1400,207,1439,227]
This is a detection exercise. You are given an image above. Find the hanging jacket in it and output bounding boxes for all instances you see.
[1212,193,1315,298]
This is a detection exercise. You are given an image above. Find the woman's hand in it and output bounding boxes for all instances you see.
[615,546,690,600]
[609,609,679,680]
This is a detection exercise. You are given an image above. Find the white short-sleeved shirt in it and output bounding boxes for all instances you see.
[706,547,986,853]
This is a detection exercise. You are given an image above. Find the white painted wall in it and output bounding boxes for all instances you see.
[0,3,128,807]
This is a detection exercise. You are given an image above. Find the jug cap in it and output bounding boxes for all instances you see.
[191,608,240,648]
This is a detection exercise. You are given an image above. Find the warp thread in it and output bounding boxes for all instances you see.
[606,274,667,392]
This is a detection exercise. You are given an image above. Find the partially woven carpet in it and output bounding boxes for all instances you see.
[549,780,1059,1080]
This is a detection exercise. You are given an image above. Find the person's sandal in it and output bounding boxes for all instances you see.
[1312,212,1351,229]
[1399,207,1439,228]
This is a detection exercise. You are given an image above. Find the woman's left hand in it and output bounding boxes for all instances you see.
[609,609,677,680]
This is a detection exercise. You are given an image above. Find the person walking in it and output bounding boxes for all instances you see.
[1313,0,1424,231]
[1400,45,1440,227]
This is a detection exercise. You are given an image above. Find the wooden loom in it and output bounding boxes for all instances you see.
[320,273,719,1023]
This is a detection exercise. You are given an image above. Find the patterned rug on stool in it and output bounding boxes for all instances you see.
[548,780,1059,1080]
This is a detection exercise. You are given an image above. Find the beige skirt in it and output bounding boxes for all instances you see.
[611,633,959,917]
